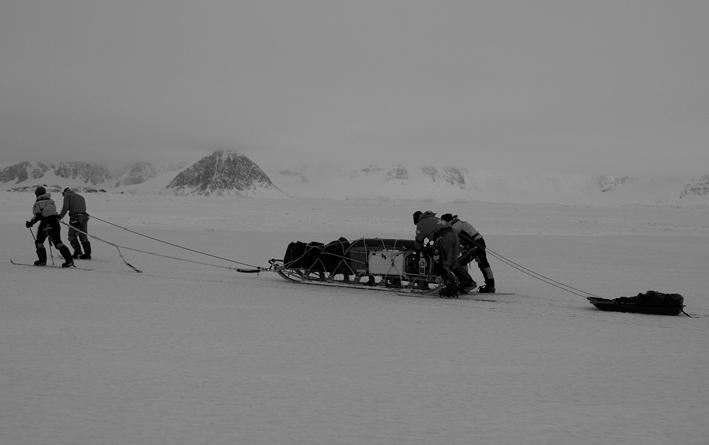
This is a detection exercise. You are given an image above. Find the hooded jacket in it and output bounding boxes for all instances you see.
[449,217,483,245]
[30,193,59,224]
[414,211,451,249]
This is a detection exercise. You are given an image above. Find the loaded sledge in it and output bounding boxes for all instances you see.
[245,237,466,296]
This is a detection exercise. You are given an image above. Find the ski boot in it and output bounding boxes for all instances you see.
[70,239,82,259]
[478,279,495,294]
[79,241,91,260]
[34,247,47,266]
[59,246,75,268]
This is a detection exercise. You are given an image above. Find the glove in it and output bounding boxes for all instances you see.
[25,220,33,228]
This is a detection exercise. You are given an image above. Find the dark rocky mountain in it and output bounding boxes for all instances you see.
[0,161,111,185]
[598,175,633,192]
[680,175,709,198]
[421,166,466,186]
[385,165,409,181]
[166,151,281,196]
[0,161,46,183]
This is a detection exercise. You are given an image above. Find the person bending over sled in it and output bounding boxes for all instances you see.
[25,186,75,268]
[441,213,495,293]
[413,211,476,298]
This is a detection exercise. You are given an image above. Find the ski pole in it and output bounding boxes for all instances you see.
[45,227,55,266]
[27,227,36,242]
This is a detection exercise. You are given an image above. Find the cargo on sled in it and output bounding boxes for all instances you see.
[264,237,448,295]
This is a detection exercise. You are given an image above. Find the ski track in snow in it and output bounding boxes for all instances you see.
[1,192,708,445]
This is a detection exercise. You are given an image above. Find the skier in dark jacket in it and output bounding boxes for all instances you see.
[413,211,476,297]
[58,187,91,259]
[441,213,495,293]
[25,186,75,267]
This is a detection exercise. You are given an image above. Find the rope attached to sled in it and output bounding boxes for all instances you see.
[59,220,142,272]
[484,247,692,317]
[485,247,604,300]
[88,215,261,269]
[59,217,263,273]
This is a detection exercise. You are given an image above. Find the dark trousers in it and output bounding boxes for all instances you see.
[34,217,73,263]
[36,218,67,249]
[67,213,89,244]
[459,239,494,283]
[436,230,474,289]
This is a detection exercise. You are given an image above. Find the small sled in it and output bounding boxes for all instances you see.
[587,291,685,316]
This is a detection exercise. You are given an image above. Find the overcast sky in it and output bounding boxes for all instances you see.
[1,0,707,174]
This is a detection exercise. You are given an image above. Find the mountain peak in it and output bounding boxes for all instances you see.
[680,175,709,198]
[166,151,281,196]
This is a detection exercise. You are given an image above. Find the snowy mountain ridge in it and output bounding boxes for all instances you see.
[1,153,708,205]
[0,161,112,187]
[268,162,709,205]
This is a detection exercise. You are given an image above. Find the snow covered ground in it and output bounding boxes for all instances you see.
[1,191,708,445]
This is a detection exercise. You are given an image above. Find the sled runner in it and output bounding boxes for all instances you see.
[587,291,685,316]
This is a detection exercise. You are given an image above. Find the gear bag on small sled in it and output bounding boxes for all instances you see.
[588,290,685,316]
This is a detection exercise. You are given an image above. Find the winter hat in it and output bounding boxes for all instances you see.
[62,187,71,195]
[440,213,455,222]
[34,186,46,196]
[413,211,422,224]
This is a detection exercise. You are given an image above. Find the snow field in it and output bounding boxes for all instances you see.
[1,192,708,445]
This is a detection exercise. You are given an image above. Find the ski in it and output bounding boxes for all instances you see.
[10,259,92,271]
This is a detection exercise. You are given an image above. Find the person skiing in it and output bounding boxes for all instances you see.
[58,187,91,259]
[441,213,495,293]
[413,211,476,298]
[25,186,75,267]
